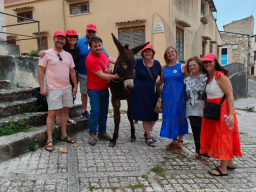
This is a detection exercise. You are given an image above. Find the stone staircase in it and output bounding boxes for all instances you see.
[0,80,88,163]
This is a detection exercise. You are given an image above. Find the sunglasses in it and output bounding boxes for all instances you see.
[87,30,96,34]
[57,53,63,61]
[67,35,78,38]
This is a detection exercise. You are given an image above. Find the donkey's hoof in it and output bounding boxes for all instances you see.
[109,142,116,148]
[131,137,136,143]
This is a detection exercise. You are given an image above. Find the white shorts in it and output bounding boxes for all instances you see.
[46,88,73,110]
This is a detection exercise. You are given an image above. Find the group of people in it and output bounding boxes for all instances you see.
[132,45,243,177]
[38,23,243,177]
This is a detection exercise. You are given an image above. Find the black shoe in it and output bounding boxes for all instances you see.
[81,110,90,120]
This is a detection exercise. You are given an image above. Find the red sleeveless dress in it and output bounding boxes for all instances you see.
[200,71,243,160]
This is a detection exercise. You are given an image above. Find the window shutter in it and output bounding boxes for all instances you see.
[176,27,184,62]
[119,30,131,46]
[81,3,88,13]
[71,6,79,15]
[132,29,145,58]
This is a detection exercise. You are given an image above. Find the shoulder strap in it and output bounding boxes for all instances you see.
[143,59,155,83]
[219,95,226,104]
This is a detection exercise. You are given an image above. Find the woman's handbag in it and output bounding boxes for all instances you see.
[203,95,226,120]
[154,84,163,113]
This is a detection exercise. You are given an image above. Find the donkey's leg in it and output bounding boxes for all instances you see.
[127,98,136,142]
[109,98,121,148]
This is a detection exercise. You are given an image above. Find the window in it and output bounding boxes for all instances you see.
[118,26,145,59]
[176,27,184,62]
[202,40,206,57]
[37,37,48,50]
[17,11,32,23]
[210,43,213,53]
[70,2,89,16]
[221,48,228,65]
[254,51,256,61]
[251,66,255,75]
[201,1,205,15]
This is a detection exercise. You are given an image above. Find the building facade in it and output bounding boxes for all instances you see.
[4,0,222,64]
[250,35,256,76]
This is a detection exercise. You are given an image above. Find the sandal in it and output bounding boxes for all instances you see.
[208,167,228,176]
[191,153,202,159]
[227,165,236,170]
[202,157,209,164]
[45,141,54,152]
[144,132,156,142]
[174,140,183,154]
[166,139,178,150]
[68,119,76,124]
[60,136,76,144]
[145,138,155,147]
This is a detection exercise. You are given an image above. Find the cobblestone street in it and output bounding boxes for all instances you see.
[0,97,256,191]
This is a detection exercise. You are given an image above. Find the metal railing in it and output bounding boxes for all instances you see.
[0,11,41,50]
[223,63,247,99]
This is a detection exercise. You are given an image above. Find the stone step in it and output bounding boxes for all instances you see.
[0,98,37,118]
[0,80,11,89]
[0,88,33,103]
[0,116,88,163]
[0,104,83,127]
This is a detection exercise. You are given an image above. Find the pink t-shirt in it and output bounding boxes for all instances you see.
[38,48,75,89]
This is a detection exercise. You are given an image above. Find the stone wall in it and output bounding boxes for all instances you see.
[0,55,39,87]
[0,0,6,42]
[220,31,249,66]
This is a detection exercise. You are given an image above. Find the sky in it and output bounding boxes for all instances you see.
[214,0,256,34]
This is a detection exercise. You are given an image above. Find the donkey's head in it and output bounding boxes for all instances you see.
[111,33,149,90]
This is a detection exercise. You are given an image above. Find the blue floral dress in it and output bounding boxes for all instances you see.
[160,63,188,139]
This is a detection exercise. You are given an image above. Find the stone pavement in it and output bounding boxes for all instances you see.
[0,82,256,192]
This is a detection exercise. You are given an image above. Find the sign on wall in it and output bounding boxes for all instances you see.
[153,23,164,33]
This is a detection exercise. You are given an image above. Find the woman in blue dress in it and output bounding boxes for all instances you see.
[160,46,189,153]
[130,44,162,147]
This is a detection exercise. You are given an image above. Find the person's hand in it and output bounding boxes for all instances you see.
[40,87,48,96]
[38,50,46,58]
[228,114,234,125]
[72,86,78,97]
[107,68,113,74]
[114,73,120,79]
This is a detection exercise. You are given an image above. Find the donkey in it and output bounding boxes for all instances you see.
[108,33,149,147]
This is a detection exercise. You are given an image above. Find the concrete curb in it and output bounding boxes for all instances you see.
[0,116,88,163]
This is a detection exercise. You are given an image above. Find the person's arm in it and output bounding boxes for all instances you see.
[108,56,116,64]
[70,67,78,97]
[217,73,235,125]
[182,64,190,77]
[38,66,48,96]
[94,70,119,80]
[38,50,46,58]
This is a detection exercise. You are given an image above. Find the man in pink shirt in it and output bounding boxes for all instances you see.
[38,30,78,152]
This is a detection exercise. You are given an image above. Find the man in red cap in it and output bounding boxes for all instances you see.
[38,30,78,152]
[77,24,116,120]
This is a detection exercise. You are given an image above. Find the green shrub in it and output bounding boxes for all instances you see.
[27,49,39,57]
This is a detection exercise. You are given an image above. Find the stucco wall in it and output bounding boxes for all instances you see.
[224,16,254,36]
[4,0,222,64]
[0,0,6,42]
[0,55,39,87]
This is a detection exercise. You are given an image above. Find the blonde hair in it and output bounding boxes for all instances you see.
[164,46,178,64]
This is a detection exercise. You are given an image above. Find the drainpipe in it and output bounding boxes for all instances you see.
[62,0,66,32]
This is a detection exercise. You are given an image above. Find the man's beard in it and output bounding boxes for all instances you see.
[55,42,64,48]
[86,35,91,39]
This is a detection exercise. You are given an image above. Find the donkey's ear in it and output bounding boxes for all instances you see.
[111,33,125,54]
[131,42,150,55]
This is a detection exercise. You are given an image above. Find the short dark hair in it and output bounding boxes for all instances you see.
[89,36,102,47]
[141,49,156,59]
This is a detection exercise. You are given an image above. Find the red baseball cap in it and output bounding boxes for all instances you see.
[86,24,97,31]
[66,29,78,36]
[54,30,66,37]
[142,44,154,51]
[202,53,217,62]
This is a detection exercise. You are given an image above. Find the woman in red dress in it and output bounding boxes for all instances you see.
[200,53,243,176]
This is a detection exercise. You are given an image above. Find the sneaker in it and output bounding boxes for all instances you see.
[98,133,112,141]
[88,132,97,146]
[81,110,90,120]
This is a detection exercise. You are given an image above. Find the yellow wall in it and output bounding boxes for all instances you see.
[4,0,222,65]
